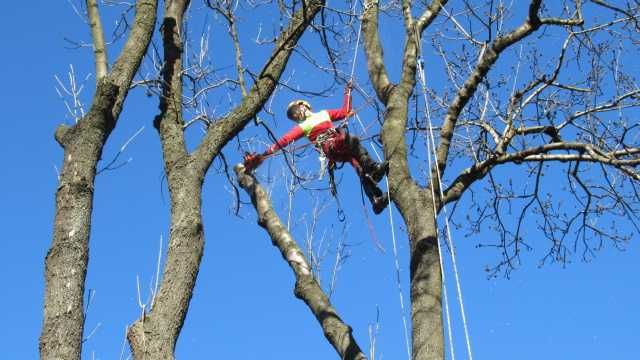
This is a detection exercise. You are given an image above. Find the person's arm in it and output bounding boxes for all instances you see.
[263,125,305,156]
[327,84,353,121]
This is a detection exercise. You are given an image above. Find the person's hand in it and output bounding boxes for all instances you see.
[344,80,353,94]
[243,152,264,172]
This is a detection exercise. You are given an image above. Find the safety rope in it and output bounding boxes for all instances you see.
[415,32,474,360]
[355,113,411,360]
[349,0,363,82]
[348,5,412,358]
[425,111,457,360]
[411,33,456,360]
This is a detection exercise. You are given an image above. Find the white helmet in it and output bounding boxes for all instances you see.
[286,100,312,120]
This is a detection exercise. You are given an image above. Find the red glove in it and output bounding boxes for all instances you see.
[243,152,264,172]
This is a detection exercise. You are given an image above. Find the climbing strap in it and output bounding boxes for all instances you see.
[327,163,346,222]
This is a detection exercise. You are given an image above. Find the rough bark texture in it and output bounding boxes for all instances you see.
[362,1,447,359]
[126,169,205,359]
[40,1,158,359]
[126,1,325,358]
[41,83,117,360]
[360,1,585,359]
[126,2,200,358]
[235,165,367,360]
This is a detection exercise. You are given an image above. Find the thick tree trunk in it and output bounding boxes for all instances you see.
[40,83,117,360]
[408,215,443,360]
[40,1,157,357]
[390,175,443,360]
[126,2,205,357]
[361,1,451,358]
[379,81,445,360]
[126,1,325,358]
[128,165,204,359]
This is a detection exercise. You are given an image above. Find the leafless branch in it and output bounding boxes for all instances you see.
[235,164,367,360]
[87,0,109,79]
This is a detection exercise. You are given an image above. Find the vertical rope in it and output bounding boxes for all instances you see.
[416,37,474,359]
[425,112,456,360]
[355,113,411,360]
[349,5,411,358]
[349,3,363,82]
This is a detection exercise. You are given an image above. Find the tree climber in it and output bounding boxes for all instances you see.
[243,82,389,214]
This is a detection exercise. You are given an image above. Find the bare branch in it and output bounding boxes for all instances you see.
[590,0,640,30]
[435,0,584,188]
[192,0,326,174]
[362,0,392,103]
[87,0,109,79]
[235,164,367,360]
[559,89,640,129]
[416,0,449,33]
[107,0,159,118]
[206,0,248,95]
[97,126,145,174]
[443,142,640,204]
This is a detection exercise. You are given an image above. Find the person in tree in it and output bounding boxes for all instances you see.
[243,82,389,214]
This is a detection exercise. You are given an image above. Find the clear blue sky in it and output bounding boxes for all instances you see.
[1,1,639,359]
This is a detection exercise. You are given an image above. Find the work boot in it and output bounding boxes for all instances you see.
[372,193,389,214]
[368,161,389,183]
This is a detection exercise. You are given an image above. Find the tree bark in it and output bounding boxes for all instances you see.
[361,1,448,359]
[127,166,205,359]
[360,1,576,359]
[235,165,367,360]
[41,83,117,360]
[126,1,325,358]
[40,2,158,359]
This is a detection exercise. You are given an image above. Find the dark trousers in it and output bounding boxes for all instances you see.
[319,129,383,202]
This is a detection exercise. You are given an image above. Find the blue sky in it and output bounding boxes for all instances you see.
[1,1,639,359]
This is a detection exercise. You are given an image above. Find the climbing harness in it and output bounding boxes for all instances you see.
[314,127,339,179]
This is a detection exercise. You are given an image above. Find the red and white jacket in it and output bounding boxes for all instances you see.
[263,92,352,156]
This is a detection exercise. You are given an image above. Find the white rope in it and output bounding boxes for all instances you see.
[425,111,456,360]
[349,3,363,81]
[355,113,412,360]
[348,5,411,358]
[416,38,456,360]
[416,39,474,360]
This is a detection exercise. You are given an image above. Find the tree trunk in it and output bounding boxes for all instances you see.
[41,1,157,357]
[40,82,117,360]
[126,1,325,357]
[390,180,444,360]
[128,164,204,359]
[408,216,443,360]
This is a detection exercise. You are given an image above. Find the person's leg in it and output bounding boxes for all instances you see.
[344,132,388,182]
[360,173,388,214]
[325,131,388,214]
[348,154,388,214]
[349,157,363,176]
